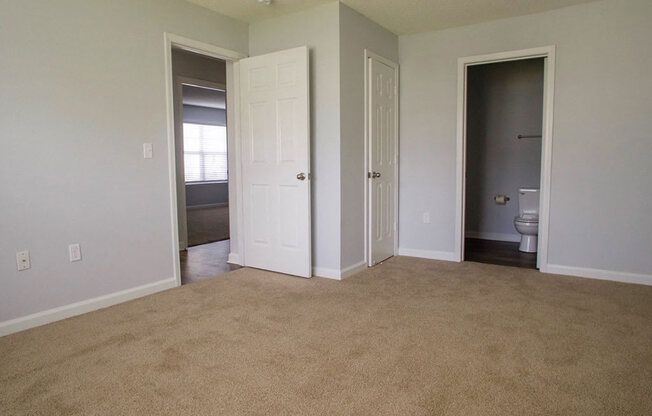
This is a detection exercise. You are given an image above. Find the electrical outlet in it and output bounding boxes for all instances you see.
[16,250,31,271]
[69,243,82,262]
[422,212,431,224]
[143,143,153,159]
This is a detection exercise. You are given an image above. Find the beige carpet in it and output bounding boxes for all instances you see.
[186,205,229,247]
[1,257,651,415]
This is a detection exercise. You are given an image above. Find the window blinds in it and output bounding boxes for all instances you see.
[183,123,228,182]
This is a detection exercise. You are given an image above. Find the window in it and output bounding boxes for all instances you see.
[183,123,227,182]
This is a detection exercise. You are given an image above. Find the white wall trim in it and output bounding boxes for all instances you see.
[0,278,177,337]
[312,261,367,280]
[546,264,652,286]
[341,261,368,279]
[164,33,246,286]
[364,49,400,266]
[465,231,521,243]
[398,248,458,262]
[455,45,556,269]
[186,202,229,210]
[312,267,343,280]
[227,252,241,266]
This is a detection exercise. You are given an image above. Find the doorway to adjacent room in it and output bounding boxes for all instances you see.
[171,48,239,284]
[456,46,556,271]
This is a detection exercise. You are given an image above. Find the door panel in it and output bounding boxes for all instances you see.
[240,46,311,277]
[369,57,398,266]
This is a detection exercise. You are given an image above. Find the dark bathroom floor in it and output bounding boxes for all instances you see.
[464,238,537,269]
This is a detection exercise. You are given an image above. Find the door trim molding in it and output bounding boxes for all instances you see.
[455,45,556,272]
[364,49,400,267]
[164,33,247,287]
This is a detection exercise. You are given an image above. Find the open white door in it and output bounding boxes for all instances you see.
[239,46,311,278]
[368,55,398,266]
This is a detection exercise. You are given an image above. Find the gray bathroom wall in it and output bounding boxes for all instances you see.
[465,59,543,242]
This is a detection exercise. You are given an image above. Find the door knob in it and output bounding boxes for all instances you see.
[373,171,381,178]
[296,172,306,181]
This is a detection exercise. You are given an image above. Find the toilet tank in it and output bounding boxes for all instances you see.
[518,188,540,217]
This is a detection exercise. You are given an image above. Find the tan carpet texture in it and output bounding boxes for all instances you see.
[1,257,651,415]
[186,205,229,247]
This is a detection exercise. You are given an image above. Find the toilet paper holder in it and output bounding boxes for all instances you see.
[494,195,510,204]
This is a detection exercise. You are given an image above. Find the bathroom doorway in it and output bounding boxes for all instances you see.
[461,55,548,269]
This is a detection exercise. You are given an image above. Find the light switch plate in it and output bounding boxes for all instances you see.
[143,143,153,159]
[16,250,31,271]
[69,243,82,262]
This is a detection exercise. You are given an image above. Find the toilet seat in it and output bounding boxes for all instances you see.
[514,215,538,224]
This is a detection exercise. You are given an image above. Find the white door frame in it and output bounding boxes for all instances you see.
[364,49,400,266]
[455,45,556,271]
[164,33,247,287]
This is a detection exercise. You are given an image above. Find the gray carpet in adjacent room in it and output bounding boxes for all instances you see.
[186,205,229,247]
[1,257,651,415]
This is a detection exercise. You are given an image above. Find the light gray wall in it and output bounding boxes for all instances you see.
[249,2,342,273]
[399,0,652,275]
[339,3,398,269]
[0,0,248,322]
[465,59,543,241]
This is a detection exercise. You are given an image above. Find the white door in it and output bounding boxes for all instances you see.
[239,46,311,278]
[368,56,398,266]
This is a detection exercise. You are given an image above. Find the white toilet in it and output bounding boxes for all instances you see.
[514,188,539,253]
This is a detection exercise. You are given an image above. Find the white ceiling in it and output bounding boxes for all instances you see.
[185,0,597,35]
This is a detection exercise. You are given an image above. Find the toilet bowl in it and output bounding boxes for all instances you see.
[514,215,538,252]
[514,188,540,253]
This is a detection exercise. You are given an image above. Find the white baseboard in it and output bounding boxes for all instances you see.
[465,231,521,243]
[227,252,241,266]
[340,261,368,279]
[312,266,342,280]
[398,248,458,262]
[0,278,178,337]
[187,202,228,210]
[544,264,652,286]
[313,261,368,280]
